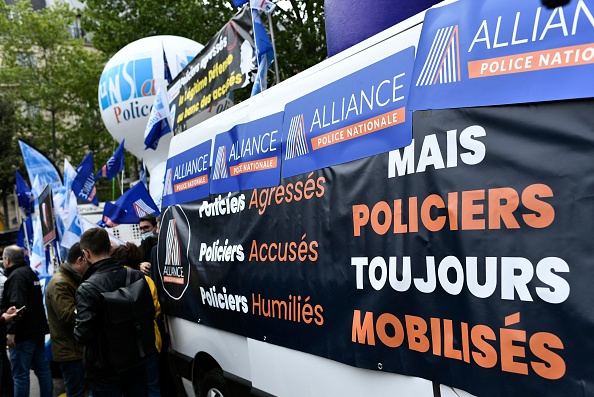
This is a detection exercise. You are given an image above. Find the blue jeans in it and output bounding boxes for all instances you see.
[59,360,85,397]
[9,337,53,397]
[146,354,160,397]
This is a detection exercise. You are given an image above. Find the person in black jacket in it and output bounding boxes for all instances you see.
[1,245,53,397]
[74,228,149,397]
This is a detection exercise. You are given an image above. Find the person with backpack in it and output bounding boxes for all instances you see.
[111,242,162,397]
[74,228,156,397]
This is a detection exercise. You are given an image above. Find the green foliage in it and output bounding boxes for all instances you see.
[0,0,112,175]
[81,0,235,57]
[273,1,326,80]
[0,95,25,200]
[81,0,326,100]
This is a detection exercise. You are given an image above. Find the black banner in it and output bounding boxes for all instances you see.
[169,6,254,134]
[157,98,594,397]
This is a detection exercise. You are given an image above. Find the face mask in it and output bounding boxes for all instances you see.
[141,231,155,241]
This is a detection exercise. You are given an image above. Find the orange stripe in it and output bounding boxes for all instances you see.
[164,276,185,285]
[311,107,405,151]
[173,175,209,192]
[230,156,278,176]
[468,43,594,78]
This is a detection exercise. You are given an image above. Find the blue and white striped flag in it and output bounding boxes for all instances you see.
[61,191,83,249]
[144,86,171,150]
[250,1,275,96]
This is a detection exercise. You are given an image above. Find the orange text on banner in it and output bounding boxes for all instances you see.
[174,175,209,193]
[230,156,278,176]
[164,276,185,285]
[311,107,406,150]
[468,43,594,78]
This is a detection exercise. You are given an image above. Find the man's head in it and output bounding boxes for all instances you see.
[2,245,25,269]
[139,214,157,239]
[80,228,111,265]
[67,242,88,275]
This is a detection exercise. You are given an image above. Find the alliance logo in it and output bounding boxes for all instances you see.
[212,146,229,180]
[132,199,154,217]
[415,25,461,86]
[158,206,192,300]
[164,219,183,284]
[285,114,309,160]
[163,168,173,196]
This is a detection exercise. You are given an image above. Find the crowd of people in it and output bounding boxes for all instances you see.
[0,214,173,397]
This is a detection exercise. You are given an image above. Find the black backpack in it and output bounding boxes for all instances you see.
[90,268,156,373]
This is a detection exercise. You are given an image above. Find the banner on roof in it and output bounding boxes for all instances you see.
[210,112,283,194]
[162,140,212,207]
[281,46,415,178]
[157,98,594,397]
[169,6,254,134]
[409,0,594,110]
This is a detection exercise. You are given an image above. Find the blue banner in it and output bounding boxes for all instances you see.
[96,140,125,181]
[409,0,594,110]
[210,112,284,194]
[162,140,211,207]
[15,170,34,217]
[18,141,63,195]
[281,47,415,178]
[72,151,99,206]
[100,182,160,227]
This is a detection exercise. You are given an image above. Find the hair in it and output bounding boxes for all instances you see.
[67,243,83,265]
[139,214,157,227]
[3,245,25,266]
[80,228,111,257]
[111,242,143,270]
[139,236,158,262]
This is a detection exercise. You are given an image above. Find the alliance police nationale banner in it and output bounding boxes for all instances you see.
[157,98,594,397]
[409,0,594,110]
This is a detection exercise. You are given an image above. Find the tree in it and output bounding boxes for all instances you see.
[271,0,326,81]
[81,0,326,97]
[0,0,111,168]
[0,94,25,228]
[81,0,234,57]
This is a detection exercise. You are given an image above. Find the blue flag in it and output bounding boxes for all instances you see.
[163,47,173,84]
[139,159,147,188]
[17,216,34,253]
[232,0,248,6]
[61,191,83,249]
[18,140,63,194]
[96,140,125,181]
[144,86,171,150]
[15,170,34,216]
[250,6,274,96]
[99,182,160,227]
[72,151,99,206]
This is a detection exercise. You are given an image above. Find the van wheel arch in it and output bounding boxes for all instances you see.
[193,353,228,397]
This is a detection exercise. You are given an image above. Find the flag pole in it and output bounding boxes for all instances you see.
[266,11,280,85]
[19,211,31,255]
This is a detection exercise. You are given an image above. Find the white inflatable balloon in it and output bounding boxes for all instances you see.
[98,35,203,203]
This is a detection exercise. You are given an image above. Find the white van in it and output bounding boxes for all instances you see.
[156,0,594,396]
